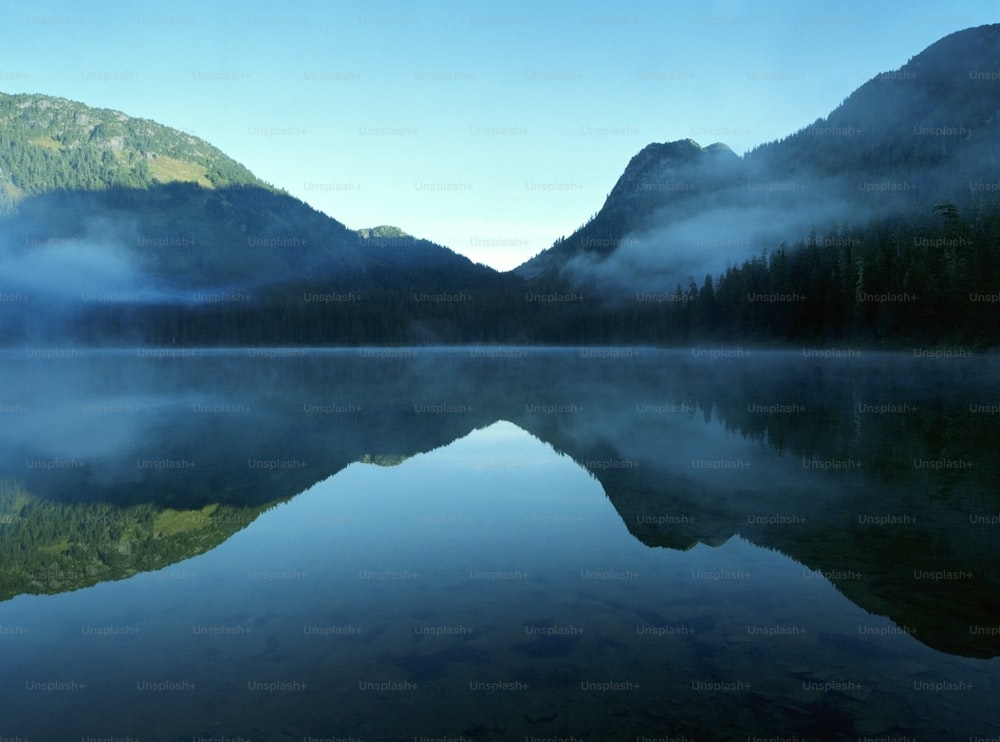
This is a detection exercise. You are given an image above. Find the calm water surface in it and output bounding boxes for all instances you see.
[0,348,997,740]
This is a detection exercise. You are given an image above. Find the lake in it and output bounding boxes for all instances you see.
[0,347,997,741]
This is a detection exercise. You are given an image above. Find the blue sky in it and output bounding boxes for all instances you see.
[1,0,996,269]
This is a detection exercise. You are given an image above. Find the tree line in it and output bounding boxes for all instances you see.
[2,200,997,348]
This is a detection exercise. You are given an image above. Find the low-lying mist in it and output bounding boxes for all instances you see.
[561,169,895,296]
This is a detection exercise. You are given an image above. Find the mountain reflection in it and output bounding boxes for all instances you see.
[0,348,997,660]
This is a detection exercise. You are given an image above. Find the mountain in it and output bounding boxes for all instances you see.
[0,92,503,344]
[0,92,268,199]
[515,139,742,282]
[515,23,1000,294]
[749,22,1000,180]
[3,22,1000,349]
[355,224,496,283]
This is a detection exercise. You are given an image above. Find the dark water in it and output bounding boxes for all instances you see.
[0,347,998,741]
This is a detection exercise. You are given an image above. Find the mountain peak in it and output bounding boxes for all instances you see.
[903,22,1000,67]
[631,138,702,162]
[513,138,744,279]
[517,23,1000,285]
[614,138,741,190]
[357,225,411,240]
[745,22,1000,177]
[0,92,269,201]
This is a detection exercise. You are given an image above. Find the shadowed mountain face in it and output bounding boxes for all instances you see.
[0,184,495,293]
[0,182,506,345]
[514,139,745,283]
[515,24,1000,293]
[1,349,996,659]
[0,92,504,344]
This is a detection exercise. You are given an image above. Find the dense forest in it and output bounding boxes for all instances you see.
[5,199,995,348]
[639,200,1000,347]
[0,92,265,200]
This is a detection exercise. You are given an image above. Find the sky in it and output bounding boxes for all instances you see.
[0,0,996,270]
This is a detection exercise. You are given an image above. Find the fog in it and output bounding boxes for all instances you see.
[2,230,157,305]
[0,215,239,309]
[1,348,997,656]
[561,167,880,296]
[556,73,1000,299]
[0,206,269,345]
[0,347,997,742]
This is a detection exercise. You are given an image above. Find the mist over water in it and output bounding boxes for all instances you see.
[0,348,997,739]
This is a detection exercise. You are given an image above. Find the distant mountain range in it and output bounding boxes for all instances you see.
[517,23,1000,291]
[1,23,999,346]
